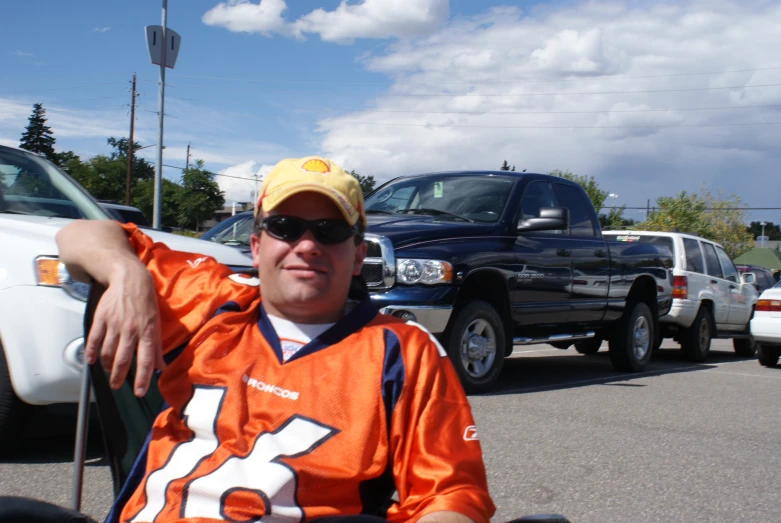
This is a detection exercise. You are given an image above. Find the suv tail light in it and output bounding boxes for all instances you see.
[672,275,688,300]
[756,299,781,312]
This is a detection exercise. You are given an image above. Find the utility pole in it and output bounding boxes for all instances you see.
[185,142,191,171]
[153,0,169,230]
[125,73,137,206]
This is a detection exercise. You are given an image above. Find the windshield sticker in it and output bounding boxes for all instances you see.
[616,235,641,242]
[433,181,443,198]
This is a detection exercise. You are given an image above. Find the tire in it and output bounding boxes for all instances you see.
[680,307,713,363]
[608,301,654,372]
[757,344,781,367]
[574,337,602,355]
[733,336,757,358]
[0,343,26,447]
[445,300,506,394]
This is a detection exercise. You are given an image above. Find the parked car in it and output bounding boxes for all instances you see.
[602,230,759,361]
[98,202,151,228]
[736,264,777,294]
[362,171,673,392]
[751,280,781,367]
[200,210,253,257]
[0,145,254,444]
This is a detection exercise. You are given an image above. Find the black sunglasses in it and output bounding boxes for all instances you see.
[260,215,358,245]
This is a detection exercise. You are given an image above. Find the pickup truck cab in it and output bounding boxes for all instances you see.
[361,171,673,392]
[0,145,253,443]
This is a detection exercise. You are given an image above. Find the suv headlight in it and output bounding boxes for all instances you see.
[35,256,91,302]
[396,259,453,285]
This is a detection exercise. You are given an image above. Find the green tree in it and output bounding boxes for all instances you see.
[132,178,182,228]
[641,189,752,258]
[178,160,225,231]
[549,169,607,211]
[20,103,57,161]
[53,151,82,173]
[348,170,376,196]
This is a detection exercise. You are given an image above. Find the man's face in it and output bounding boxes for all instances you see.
[249,192,366,324]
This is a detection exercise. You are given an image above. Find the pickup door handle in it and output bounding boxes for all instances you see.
[556,249,571,257]
[710,279,718,284]
[594,249,606,258]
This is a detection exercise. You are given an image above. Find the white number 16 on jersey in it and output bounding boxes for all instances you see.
[130,386,336,523]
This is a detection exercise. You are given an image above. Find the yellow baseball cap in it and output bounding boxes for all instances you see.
[255,156,365,227]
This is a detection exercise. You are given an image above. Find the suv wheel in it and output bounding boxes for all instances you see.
[0,343,27,447]
[733,336,757,358]
[680,307,713,362]
[445,300,506,394]
[575,337,602,355]
[757,343,781,367]
[609,301,654,372]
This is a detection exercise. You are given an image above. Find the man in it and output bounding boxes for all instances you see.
[55,156,495,523]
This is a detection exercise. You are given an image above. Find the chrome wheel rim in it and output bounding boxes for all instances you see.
[632,315,650,360]
[460,319,497,378]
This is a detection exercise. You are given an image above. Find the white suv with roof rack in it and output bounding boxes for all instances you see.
[603,230,759,361]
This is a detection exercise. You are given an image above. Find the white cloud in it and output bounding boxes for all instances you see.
[213,160,274,204]
[314,0,781,221]
[92,27,111,33]
[202,0,448,42]
[202,0,291,36]
[10,50,34,57]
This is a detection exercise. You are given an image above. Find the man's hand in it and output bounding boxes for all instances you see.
[86,262,166,396]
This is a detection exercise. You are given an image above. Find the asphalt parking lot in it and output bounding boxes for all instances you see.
[1,338,780,522]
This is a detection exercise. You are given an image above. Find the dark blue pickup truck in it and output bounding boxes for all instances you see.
[362,171,673,392]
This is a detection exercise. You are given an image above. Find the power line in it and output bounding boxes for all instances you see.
[0,81,127,95]
[325,120,781,129]
[0,95,127,107]
[159,82,781,98]
[161,163,256,181]
[165,66,781,86]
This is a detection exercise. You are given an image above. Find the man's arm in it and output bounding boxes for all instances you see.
[56,220,164,396]
[418,511,474,523]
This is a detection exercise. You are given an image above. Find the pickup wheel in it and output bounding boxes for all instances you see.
[445,300,506,394]
[680,307,713,362]
[757,344,781,367]
[0,343,26,447]
[574,338,602,355]
[608,301,654,372]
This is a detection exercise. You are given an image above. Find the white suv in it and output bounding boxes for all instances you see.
[0,145,254,444]
[603,230,759,361]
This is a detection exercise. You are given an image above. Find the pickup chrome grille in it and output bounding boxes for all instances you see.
[361,235,395,290]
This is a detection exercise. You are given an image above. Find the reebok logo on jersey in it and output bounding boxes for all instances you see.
[242,373,299,401]
[463,425,479,441]
[187,257,208,269]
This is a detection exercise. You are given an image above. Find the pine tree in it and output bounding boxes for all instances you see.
[500,160,511,171]
[20,103,57,161]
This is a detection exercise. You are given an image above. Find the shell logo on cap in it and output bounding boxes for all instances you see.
[301,158,330,174]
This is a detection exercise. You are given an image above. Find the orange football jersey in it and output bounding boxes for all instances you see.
[114,224,495,523]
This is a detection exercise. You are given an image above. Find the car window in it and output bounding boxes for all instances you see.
[553,183,596,237]
[758,271,770,289]
[520,181,556,220]
[201,212,254,246]
[701,242,723,279]
[715,247,738,282]
[682,238,705,273]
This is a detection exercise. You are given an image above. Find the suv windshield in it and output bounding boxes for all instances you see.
[365,175,515,223]
[0,147,107,220]
[201,212,254,246]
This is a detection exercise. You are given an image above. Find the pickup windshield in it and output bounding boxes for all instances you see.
[365,175,515,223]
[0,147,107,220]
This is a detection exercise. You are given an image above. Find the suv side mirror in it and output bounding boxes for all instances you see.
[518,207,568,233]
[741,272,756,285]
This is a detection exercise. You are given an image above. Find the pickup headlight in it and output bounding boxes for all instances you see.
[396,259,453,285]
[35,256,91,302]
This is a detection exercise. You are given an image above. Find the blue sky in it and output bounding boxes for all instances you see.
[2,0,781,225]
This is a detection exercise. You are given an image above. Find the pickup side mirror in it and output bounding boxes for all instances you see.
[518,207,569,233]
[741,272,756,285]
